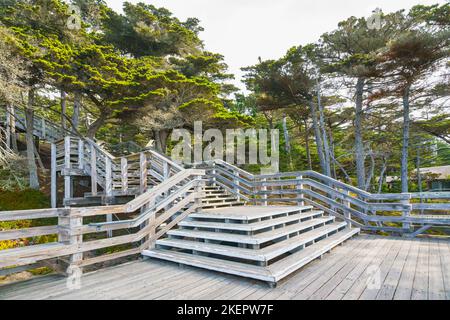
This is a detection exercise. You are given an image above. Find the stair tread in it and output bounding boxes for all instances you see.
[142,248,274,282]
[179,210,324,231]
[202,201,245,208]
[156,221,347,262]
[202,196,237,201]
[191,205,313,221]
[167,216,335,245]
[268,228,360,281]
[144,227,360,283]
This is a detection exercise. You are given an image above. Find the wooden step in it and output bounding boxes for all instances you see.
[204,190,226,195]
[143,227,359,283]
[142,248,275,282]
[202,201,245,209]
[167,217,335,245]
[179,210,324,232]
[268,228,360,282]
[203,186,222,190]
[202,196,237,203]
[156,221,347,263]
[63,197,102,207]
[190,205,313,222]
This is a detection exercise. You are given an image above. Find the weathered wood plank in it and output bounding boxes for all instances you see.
[309,237,385,300]
[375,239,412,300]
[439,241,450,300]
[411,239,430,300]
[392,238,421,300]
[291,236,376,300]
[0,226,59,241]
[428,240,446,300]
[341,238,398,300]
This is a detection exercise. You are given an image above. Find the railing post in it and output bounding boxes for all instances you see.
[297,175,304,207]
[344,189,352,229]
[234,170,241,201]
[41,118,46,139]
[78,139,84,170]
[121,157,128,193]
[195,175,203,213]
[105,156,113,238]
[90,144,97,196]
[146,197,156,249]
[140,152,148,193]
[163,161,169,180]
[262,178,268,206]
[402,194,412,235]
[58,209,83,276]
[212,162,217,186]
[64,137,73,200]
[51,143,57,208]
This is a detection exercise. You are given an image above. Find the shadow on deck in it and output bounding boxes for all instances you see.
[0,235,449,300]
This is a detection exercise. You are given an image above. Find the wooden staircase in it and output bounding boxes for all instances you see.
[143,202,359,285]
[201,185,246,209]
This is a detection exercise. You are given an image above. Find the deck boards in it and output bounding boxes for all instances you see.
[1,235,448,300]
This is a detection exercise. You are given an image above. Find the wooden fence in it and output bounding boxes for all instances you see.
[204,160,450,237]
[51,136,184,207]
[0,169,205,273]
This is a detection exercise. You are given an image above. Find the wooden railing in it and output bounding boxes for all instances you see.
[0,104,64,142]
[51,136,184,207]
[203,160,450,237]
[0,169,205,272]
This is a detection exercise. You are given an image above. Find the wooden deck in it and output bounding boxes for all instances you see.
[1,235,449,300]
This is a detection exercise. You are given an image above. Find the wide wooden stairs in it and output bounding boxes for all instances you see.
[143,186,360,285]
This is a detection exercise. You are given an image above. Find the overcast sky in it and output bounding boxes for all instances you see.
[105,0,445,91]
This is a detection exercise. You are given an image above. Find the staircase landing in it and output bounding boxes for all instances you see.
[143,205,359,285]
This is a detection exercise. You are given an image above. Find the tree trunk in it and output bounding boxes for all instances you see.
[61,90,67,131]
[377,158,388,194]
[154,129,170,154]
[282,114,291,154]
[401,84,411,193]
[25,88,39,189]
[365,152,375,191]
[72,92,81,133]
[86,112,107,139]
[7,104,18,152]
[317,80,331,177]
[263,111,274,130]
[309,100,327,176]
[302,119,312,170]
[416,146,422,193]
[329,131,337,179]
[355,77,366,189]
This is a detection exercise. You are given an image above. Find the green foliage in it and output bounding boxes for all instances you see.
[0,189,50,211]
[100,1,202,57]
[0,189,51,250]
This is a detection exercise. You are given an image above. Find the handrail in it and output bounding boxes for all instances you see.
[0,169,205,270]
[206,159,450,237]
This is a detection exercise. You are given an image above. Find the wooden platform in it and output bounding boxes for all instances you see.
[144,205,358,283]
[1,235,448,300]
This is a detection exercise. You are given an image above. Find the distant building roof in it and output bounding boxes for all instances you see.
[418,165,450,180]
[382,166,450,183]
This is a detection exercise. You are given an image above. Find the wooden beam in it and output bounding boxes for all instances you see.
[105,156,113,238]
[121,157,128,193]
[64,136,72,200]
[90,144,97,196]
[140,152,148,193]
[51,143,57,208]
